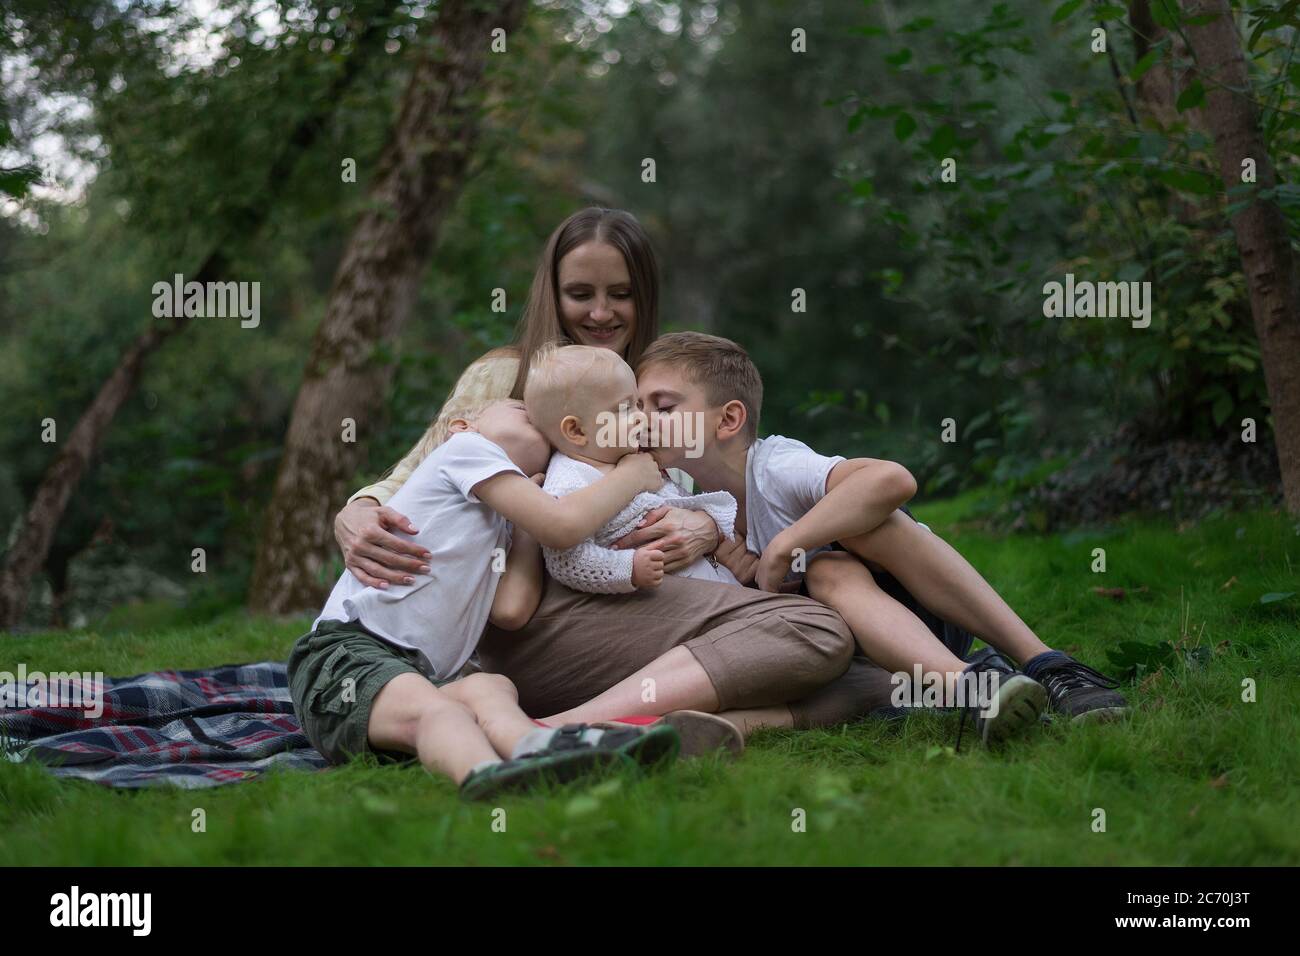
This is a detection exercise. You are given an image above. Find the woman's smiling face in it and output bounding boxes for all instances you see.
[556,240,636,356]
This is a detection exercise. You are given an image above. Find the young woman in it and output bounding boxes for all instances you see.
[335,207,720,591]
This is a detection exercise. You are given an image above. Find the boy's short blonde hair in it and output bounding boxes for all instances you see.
[636,332,763,443]
[523,343,626,444]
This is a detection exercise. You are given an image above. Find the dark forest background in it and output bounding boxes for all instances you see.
[1,0,1296,629]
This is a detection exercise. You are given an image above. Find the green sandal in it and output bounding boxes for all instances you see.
[530,723,681,771]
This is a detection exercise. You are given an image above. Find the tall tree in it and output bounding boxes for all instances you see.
[1184,0,1300,512]
[249,0,529,613]
[0,2,400,629]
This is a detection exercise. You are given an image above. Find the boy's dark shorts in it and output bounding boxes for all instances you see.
[288,619,451,765]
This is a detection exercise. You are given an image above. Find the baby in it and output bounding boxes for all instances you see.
[524,343,739,592]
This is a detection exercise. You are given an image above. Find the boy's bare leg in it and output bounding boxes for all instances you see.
[541,645,720,725]
[806,552,969,676]
[840,511,1051,664]
[367,673,499,783]
[440,672,538,758]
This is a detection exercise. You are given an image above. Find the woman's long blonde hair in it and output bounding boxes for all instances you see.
[379,347,521,479]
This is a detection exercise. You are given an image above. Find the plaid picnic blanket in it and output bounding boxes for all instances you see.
[0,661,327,789]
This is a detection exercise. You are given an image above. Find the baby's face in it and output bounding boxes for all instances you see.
[579,359,648,463]
[475,400,552,476]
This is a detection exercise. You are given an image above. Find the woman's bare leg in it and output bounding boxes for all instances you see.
[541,645,720,725]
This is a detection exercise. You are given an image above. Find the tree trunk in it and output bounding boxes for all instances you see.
[0,7,396,631]
[1128,0,1206,227]
[1129,0,1193,125]
[1183,0,1300,512]
[248,0,529,614]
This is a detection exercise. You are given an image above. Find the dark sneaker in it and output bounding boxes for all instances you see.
[1028,654,1129,722]
[526,722,681,770]
[459,748,631,801]
[956,648,1048,750]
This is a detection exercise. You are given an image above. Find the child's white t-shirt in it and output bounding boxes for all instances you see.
[744,435,845,575]
[314,432,523,680]
[745,434,930,585]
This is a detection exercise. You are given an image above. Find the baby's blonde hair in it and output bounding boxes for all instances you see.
[523,343,626,444]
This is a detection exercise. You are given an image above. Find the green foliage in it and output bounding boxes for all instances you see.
[837,0,1296,488]
[0,0,1291,622]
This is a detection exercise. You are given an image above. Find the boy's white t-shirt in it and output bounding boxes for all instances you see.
[315,432,523,680]
[744,435,845,571]
[744,434,930,584]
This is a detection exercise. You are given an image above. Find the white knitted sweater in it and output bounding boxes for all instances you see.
[541,452,740,593]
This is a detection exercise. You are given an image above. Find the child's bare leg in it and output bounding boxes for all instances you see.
[840,511,1051,664]
[805,551,968,676]
[542,645,720,725]
[440,672,538,757]
[367,673,498,783]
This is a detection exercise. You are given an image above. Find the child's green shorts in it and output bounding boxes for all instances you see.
[287,619,451,765]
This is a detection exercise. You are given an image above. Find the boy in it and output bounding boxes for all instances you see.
[523,343,739,592]
[289,397,680,800]
[632,332,1127,745]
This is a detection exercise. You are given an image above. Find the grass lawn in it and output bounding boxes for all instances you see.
[2,501,1297,866]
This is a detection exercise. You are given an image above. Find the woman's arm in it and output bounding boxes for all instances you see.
[334,429,435,587]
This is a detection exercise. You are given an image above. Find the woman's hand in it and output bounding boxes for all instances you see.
[612,507,720,572]
[714,533,760,586]
[334,498,431,588]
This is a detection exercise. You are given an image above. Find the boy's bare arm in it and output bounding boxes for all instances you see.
[489,526,543,631]
[756,458,916,591]
[474,452,663,551]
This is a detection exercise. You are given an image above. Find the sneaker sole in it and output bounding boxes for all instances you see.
[981,675,1048,746]
[1069,704,1131,724]
[661,710,744,759]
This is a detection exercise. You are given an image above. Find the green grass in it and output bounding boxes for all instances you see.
[2,504,1297,865]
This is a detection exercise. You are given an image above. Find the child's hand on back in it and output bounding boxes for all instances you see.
[615,451,664,493]
[631,547,666,589]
